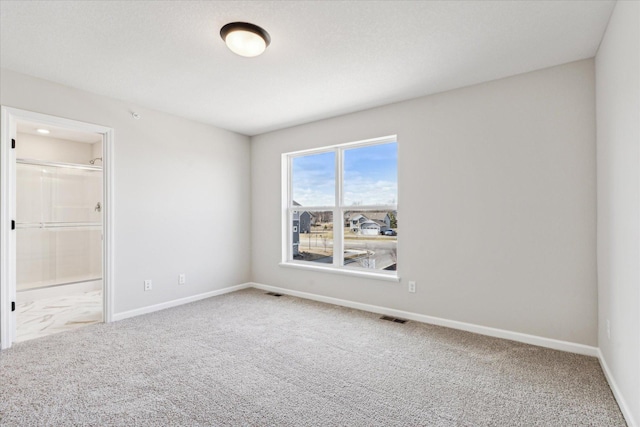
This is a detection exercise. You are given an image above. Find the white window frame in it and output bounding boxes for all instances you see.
[280,135,399,282]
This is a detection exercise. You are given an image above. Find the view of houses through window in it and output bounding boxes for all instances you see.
[286,137,398,275]
[343,210,397,271]
[292,210,334,263]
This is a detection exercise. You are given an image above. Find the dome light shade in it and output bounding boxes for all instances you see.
[220,22,271,57]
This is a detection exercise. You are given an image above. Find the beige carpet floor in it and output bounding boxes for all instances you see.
[0,288,626,426]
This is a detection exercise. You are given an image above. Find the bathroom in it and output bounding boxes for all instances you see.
[14,120,103,342]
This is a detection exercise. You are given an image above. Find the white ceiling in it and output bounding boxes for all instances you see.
[0,1,615,136]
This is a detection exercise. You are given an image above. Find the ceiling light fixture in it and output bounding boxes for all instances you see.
[36,128,50,134]
[220,22,271,57]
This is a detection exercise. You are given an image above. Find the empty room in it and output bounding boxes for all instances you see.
[0,1,638,426]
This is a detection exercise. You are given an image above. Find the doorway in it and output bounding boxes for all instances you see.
[1,107,114,349]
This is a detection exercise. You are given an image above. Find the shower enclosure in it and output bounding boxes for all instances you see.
[0,107,114,349]
[15,158,103,322]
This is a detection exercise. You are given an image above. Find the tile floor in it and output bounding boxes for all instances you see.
[16,290,102,343]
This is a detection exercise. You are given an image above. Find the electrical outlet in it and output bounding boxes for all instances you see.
[606,319,611,340]
[144,279,152,291]
[408,281,416,293]
[179,274,186,285]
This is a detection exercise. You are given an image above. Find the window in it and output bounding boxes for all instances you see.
[282,136,398,280]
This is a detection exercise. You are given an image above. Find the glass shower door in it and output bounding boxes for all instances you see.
[16,161,103,292]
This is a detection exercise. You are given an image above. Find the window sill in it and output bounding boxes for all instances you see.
[279,261,400,282]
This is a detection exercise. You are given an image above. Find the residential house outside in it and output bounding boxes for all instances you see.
[292,210,300,256]
[360,220,381,235]
[299,211,315,233]
[348,214,367,232]
[347,212,393,234]
[292,201,318,256]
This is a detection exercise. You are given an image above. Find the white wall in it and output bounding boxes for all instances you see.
[252,59,597,346]
[1,69,252,314]
[596,1,640,425]
[16,133,96,164]
[91,141,102,163]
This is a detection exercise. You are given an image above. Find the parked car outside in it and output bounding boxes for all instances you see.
[382,229,397,236]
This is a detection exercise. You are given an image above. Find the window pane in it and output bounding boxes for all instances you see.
[292,152,335,207]
[344,142,397,206]
[292,210,334,264]
[343,210,397,271]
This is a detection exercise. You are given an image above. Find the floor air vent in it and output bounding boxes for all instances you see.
[380,315,407,324]
[265,292,283,297]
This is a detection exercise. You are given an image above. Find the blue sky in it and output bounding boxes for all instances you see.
[292,142,397,206]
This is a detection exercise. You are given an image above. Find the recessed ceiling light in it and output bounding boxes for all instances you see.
[36,129,50,134]
[220,22,271,57]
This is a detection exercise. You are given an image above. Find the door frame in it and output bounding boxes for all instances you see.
[0,107,115,349]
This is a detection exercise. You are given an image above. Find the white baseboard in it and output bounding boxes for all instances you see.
[105,280,633,424]
[598,349,638,427]
[111,281,599,357]
[112,283,251,321]
[247,282,599,357]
